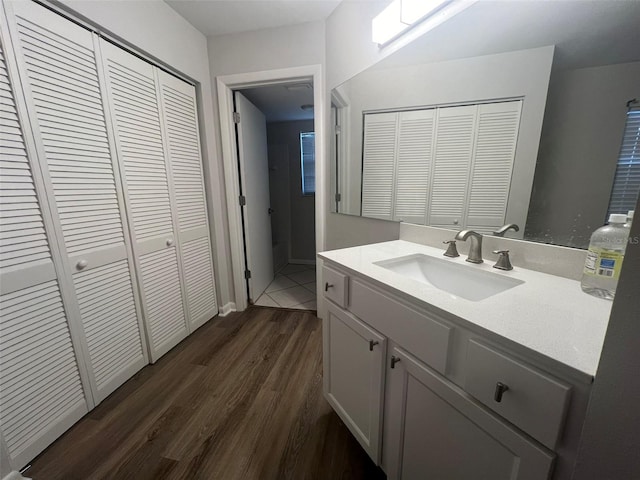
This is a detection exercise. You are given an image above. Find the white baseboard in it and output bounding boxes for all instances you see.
[219,302,236,317]
[288,258,316,266]
[3,472,30,480]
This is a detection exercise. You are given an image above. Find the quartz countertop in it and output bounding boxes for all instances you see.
[319,240,613,380]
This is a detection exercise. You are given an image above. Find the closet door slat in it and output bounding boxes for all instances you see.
[393,109,436,224]
[361,112,397,220]
[9,0,147,407]
[466,101,522,234]
[100,40,189,360]
[158,70,218,330]
[428,105,477,228]
[0,37,88,469]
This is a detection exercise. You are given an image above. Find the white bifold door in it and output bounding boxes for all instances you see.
[0,31,90,470]
[101,41,218,361]
[0,0,218,469]
[5,0,148,405]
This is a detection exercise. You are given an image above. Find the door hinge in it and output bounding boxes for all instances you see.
[244,269,252,279]
[239,195,246,206]
[335,125,341,135]
[335,192,341,202]
[233,111,240,123]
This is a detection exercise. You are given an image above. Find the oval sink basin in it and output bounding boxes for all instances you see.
[374,253,524,301]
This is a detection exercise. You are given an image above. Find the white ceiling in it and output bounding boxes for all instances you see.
[241,82,315,122]
[165,0,342,36]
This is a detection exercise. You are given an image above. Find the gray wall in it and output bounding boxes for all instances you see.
[572,196,640,480]
[267,120,316,262]
[526,61,640,248]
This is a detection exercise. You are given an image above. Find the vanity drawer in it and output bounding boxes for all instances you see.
[349,278,452,374]
[464,339,571,449]
[323,265,349,308]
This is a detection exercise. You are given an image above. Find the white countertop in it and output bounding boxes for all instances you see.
[319,240,613,379]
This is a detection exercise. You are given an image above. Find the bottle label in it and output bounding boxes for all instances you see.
[583,247,625,279]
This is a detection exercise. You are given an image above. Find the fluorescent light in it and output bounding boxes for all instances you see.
[401,0,450,24]
[372,0,410,45]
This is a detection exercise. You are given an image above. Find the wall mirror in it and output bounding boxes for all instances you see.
[330,1,640,248]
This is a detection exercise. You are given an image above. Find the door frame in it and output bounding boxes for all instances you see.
[217,65,326,311]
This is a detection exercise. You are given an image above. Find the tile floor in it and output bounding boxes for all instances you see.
[254,263,317,310]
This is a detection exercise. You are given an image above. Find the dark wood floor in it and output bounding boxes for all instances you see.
[28,307,386,480]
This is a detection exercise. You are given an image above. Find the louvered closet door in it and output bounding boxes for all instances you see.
[428,105,477,228]
[157,70,218,331]
[0,36,88,468]
[100,41,189,361]
[362,112,397,220]
[8,0,147,403]
[466,101,522,234]
[393,109,436,224]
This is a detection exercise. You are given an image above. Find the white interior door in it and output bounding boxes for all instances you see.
[234,91,273,302]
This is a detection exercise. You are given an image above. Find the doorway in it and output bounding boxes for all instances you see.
[217,66,325,312]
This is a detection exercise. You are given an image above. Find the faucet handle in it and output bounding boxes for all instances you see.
[492,250,513,271]
[443,240,459,258]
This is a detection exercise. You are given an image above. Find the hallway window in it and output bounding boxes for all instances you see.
[300,131,315,195]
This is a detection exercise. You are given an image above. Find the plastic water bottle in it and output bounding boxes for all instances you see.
[581,213,630,300]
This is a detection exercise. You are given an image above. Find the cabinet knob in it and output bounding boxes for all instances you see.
[391,356,401,369]
[166,239,174,247]
[324,282,334,292]
[494,382,509,402]
[369,340,379,351]
[76,259,88,270]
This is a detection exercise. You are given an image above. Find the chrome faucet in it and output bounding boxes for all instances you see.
[455,229,483,264]
[493,223,520,237]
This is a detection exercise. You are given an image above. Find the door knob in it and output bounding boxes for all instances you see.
[76,260,88,270]
[166,239,174,247]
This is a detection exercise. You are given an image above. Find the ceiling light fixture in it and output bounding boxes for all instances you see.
[285,83,312,92]
[372,0,457,46]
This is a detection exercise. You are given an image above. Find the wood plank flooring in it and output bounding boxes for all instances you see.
[27,307,386,480]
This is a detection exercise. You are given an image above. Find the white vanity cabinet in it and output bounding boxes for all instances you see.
[324,303,386,462]
[320,259,592,480]
[383,346,554,480]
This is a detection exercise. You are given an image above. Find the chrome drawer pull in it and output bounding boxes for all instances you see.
[494,382,509,402]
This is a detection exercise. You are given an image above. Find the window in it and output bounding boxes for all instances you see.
[608,106,640,217]
[300,131,315,195]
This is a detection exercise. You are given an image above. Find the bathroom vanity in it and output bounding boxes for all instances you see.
[318,240,612,480]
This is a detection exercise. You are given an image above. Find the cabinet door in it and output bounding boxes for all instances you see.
[324,304,386,463]
[157,70,218,331]
[99,39,188,361]
[383,347,554,480]
[0,33,88,468]
[7,0,148,403]
[361,112,397,220]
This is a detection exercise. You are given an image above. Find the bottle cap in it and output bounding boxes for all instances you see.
[628,210,635,220]
[608,213,627,223]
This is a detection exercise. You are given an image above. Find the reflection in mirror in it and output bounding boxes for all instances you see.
[331,1,640,248]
